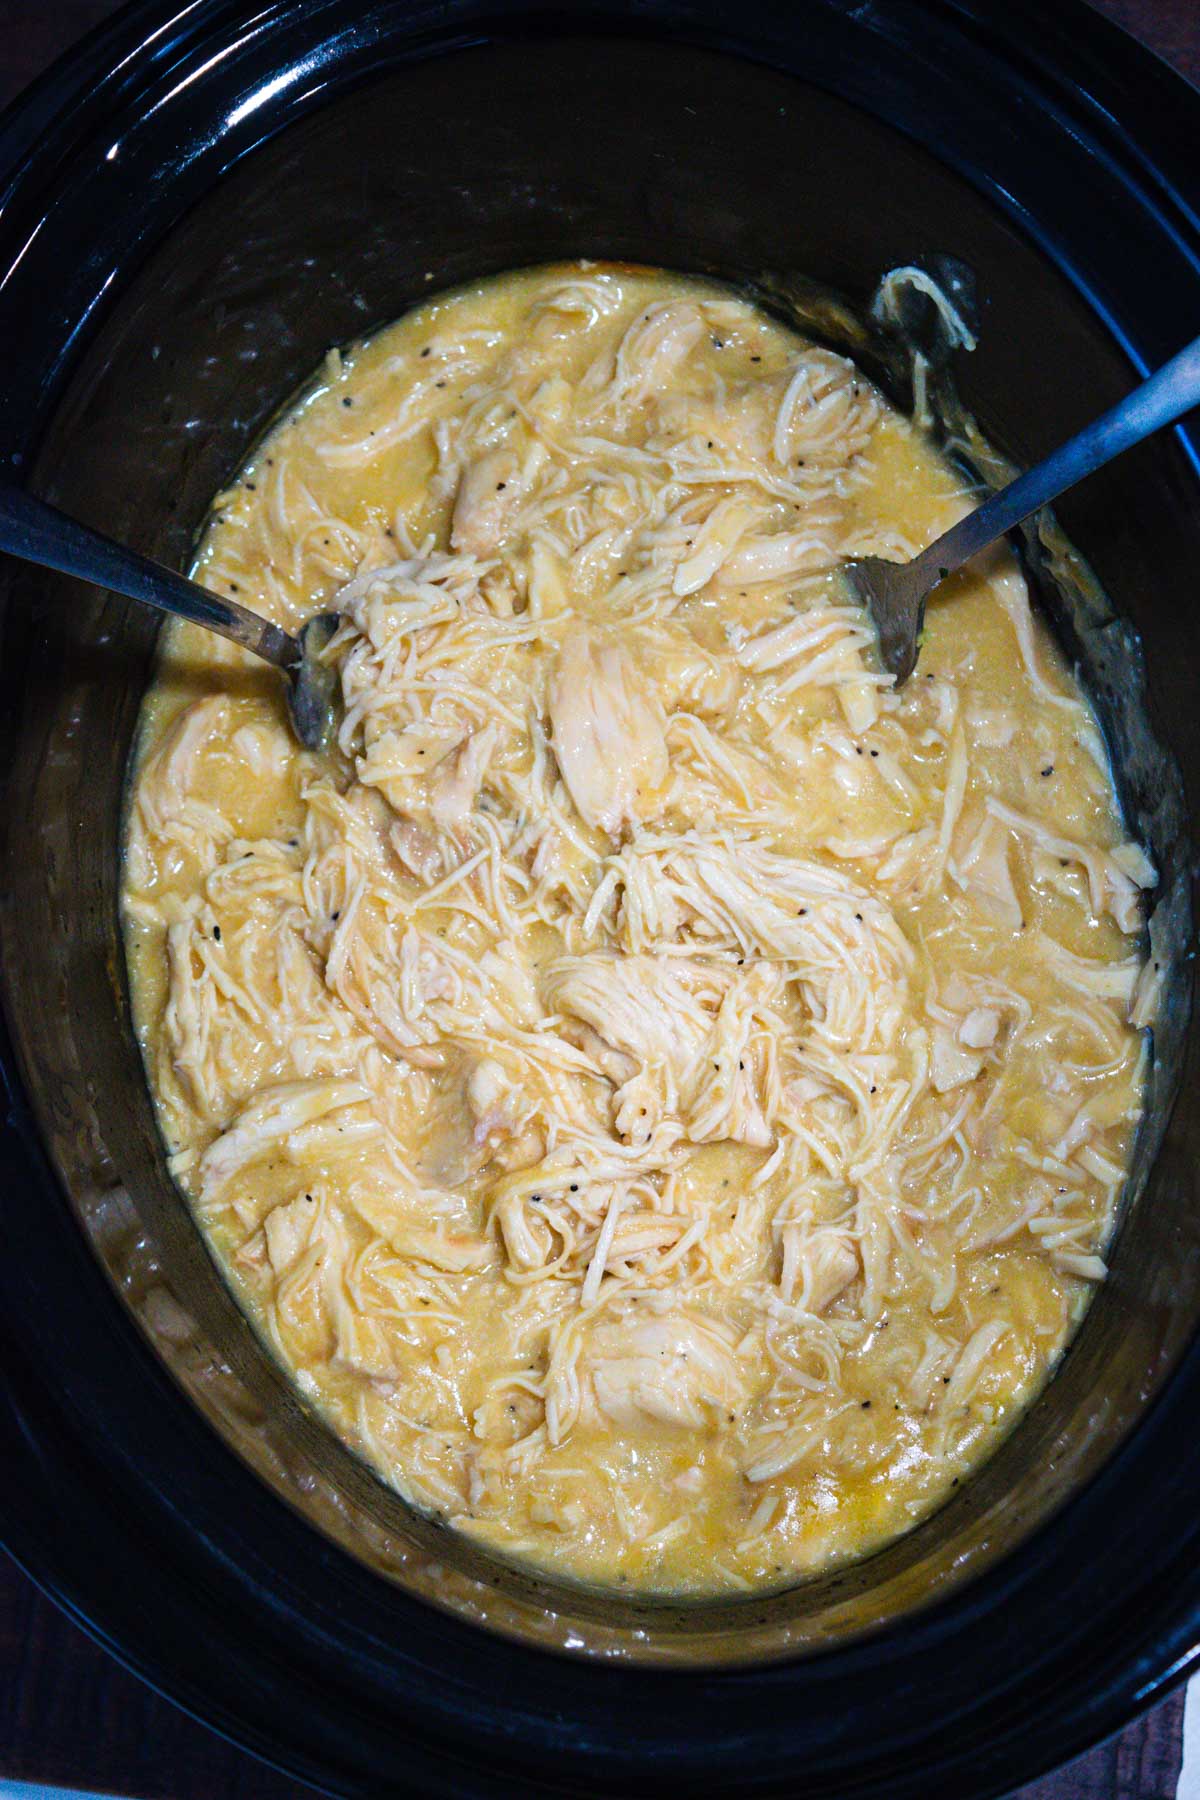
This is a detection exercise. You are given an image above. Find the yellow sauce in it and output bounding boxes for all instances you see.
[122,265,1151,1593]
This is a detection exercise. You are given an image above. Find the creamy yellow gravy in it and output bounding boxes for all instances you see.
[123,265,1155,1594]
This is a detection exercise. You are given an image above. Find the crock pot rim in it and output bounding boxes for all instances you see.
[3,3,1200,1796]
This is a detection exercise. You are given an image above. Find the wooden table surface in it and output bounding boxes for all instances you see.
[1,2,1197,1796]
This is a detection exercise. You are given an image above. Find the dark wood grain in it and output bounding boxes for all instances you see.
[0,1560,321,1798]
[0,2,1195,1796]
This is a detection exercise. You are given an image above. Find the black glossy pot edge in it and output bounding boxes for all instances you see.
[2,4,1200,1798]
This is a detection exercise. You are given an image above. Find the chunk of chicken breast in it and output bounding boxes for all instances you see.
[583,1310,745,1429]
[778,1226,859,1312]
[450,447,524,555]
[199,1079,371,1199]
[548,629,668,836]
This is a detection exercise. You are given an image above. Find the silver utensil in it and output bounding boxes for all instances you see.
[9,331,1199,724]
[0,485,340,749]
[847,333,1200,685]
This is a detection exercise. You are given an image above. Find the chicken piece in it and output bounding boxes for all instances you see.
[1111,840,1156,890]
[527,540,571,619]
[330,1295,401,1379]
[546,954,712,1080]
[582,1310,745,1430]
[465,1056,544,1172]
[390,817,442,884]
[682,972,778,1149]
[136,696,229,838]
[839,677,881,736]
[467,1056,518,1138]
[731,608,873,704]
[547,952,779,1144]
[162,920,218,1118]
[239,1192,340,1343]
[479,567,518,617]
[250,1195,439,1380]
[667,714,780,818]
[360,709,498,841]
[357,726,459,787]
[429,721,499,831]
[672,497,756,596]
[235,1191,326,1282]
[127,694,236,885]
[262,1191,325,1277]
[567,1020,638,1087]
[370,720,500,879]
[718,380,784,464]
[954,814,1023,930]
[778,1226,859,1312]
[608,302,705,411]
[347,1185,489,1271]
[959,1006,1001,1050]
[772,347,880,468]
[645,627,741,717]
[717,527,840,587]
[653,382,776,465]
[525,370,574,420]
[964,702,1017,750]
[450,447,524,555]
[930,1024,984,1093]
[477,944,542,1028]
[939,1322,1010,1419]
[491,1128,547,1174]
[1096,847,1153,935]
[199,1079,371,1199]
[231,721,290,778]
[985,799,1154,936]
[488,1167,559,1271]
[548,629,668,835]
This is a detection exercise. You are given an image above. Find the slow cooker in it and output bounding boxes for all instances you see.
[2,2,1200,1794]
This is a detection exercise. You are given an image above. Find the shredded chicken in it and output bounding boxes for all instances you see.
[124,263,1152,1597]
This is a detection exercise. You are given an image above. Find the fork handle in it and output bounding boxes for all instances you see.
[0,483,297,668]
[912,333,1200,581]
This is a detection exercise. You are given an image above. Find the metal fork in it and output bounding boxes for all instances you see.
[0,484,341,749]
[846,333,1200,685]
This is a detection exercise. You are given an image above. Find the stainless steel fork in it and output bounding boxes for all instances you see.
[847,333,1200,684]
